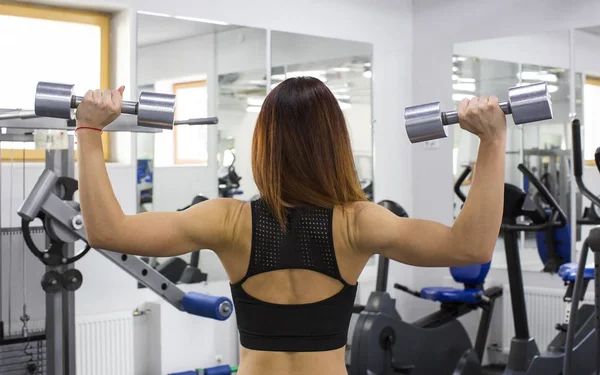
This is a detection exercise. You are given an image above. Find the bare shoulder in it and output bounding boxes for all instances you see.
[184,198,251,248]
[337,201,409,255]
[333,201,381,252]
[337,200,387,222]
[185,197,247,217]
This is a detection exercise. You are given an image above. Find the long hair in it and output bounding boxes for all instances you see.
[251,77,367,227]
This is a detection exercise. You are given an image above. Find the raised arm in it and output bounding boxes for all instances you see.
[75,88,242,257]
[354,96,506,267]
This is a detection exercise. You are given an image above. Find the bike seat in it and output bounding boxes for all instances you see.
[420,287,483,304]
[558,263,594,281]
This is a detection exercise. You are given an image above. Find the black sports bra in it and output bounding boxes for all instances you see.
[230,199,358,352]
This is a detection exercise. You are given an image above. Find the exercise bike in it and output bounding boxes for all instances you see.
[500,163,596,375]
[561,121,600,375]
[218,152,243,198]
[347,196,502,375]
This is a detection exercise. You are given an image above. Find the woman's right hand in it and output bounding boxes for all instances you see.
[457,96,507,143]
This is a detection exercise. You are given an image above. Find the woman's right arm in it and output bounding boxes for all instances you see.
[354,95,507,267]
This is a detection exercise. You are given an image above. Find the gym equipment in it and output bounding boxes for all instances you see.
[360,178,374,201]
[182,293,232,321]
[174,117,219,125]
[40,270,64,294]
[561,119,600,375]
[500,163,596,374]
[201,364,239,375]
[176,195,210,283]
[169,365,239,375]
[0,112,224,374]
[348,198,502,375]
[179,266,208,284]
[178,195,209,212]
[1,107,220,133]
[16,165,232,373]
[405,81,553,143]
[522,148,572,262]
[454,165,471,205]
[218,152,243,198]
[18,168,233,319]
[561,229,600,375]
[138,257,189,289]
[156,258,188,283]
[137,256,208,286]
[35,81,177,129]
[535,223,571,273]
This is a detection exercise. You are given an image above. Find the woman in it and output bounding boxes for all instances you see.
[75,77,506,375]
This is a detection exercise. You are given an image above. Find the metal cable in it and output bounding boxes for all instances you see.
[22,149,26,303]
[8,147,14,335]
[21,148,29,338]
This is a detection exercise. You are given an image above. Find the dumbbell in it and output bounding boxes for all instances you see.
[35,82,177,130]
[404,81,553,144]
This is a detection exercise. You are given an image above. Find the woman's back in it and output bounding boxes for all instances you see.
[218,199,371,375]
[76,77,507,375]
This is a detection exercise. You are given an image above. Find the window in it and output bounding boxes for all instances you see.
[173,81,209,165]
[584,76,600,163]
[0,2,110,161]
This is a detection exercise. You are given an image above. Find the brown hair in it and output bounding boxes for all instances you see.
[251,76,367,227]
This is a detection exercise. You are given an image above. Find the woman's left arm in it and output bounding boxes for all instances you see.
[76,88,239,257]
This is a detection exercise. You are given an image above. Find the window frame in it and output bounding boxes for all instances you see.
[0,2,110,161]
[173,80,209,165]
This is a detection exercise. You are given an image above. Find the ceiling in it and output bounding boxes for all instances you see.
[137,14,238,47]
[218,55,373,111]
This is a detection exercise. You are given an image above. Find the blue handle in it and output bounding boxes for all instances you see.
[204,365,234,375]
[182,292,233,321]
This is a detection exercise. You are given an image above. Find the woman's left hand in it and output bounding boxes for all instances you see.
[76,86,125,130]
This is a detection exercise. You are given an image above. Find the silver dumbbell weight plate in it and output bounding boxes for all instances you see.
[35,82,76,120]
[508,82,553,125]
[138,92,177,129]
[405,101,447,143]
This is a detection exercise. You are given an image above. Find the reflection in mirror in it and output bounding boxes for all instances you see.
[574,26,600,243]
[137,14,236,214]
[216,27,267,200]
[270,32,374,200]
[452,30,581,270]
[136,13,247,283]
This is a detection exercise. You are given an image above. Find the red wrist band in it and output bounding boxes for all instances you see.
[75,127,103,134]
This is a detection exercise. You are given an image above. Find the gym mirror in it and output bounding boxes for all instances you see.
[215,27,267,201]
[452,30,582,271]
[574,26,600,242]
[136,14,264,282]
[270,31,374,200]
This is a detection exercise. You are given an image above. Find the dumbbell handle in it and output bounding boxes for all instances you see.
[71,96,139,115]
[441,101,511,125]
[174,117,219,125]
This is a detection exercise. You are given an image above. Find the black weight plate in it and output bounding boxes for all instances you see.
[62,269,83,292]
[41,270,64,293]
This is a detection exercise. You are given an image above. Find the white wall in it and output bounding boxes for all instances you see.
[454,29,600,76]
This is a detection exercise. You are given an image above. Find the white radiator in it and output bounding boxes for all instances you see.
[502,284,595,353]
[76,311,134,375]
